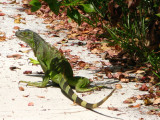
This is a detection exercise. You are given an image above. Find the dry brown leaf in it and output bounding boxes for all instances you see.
[121,78,129,83]
[7,54,22,59]
[139,84,149,91]
[115,84,122,89]
[13,26,20,30]
[108,107,119,111]
[9,66,20,71]
[28,102,34,106]
[136,70,145,74]
[91,48,101,54]
[119,74,125,80]
[77,61,86,68]
[123,97,137,104]
[0,36,6,41]
[143,98,153,106]
[128,104,141,108]
[153,98,160,105]
[23,95,29,97]
[18,43,27,48]
[14,18,21,24]
[37,96,45,98]
[9,0,16,4]
[101,43,111,51]
[19,86,25,91]
[0,31,6,41]
[23,71,32,74]
[72,101,78,106]
[20,50,30,53]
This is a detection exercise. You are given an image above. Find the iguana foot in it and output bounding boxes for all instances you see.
[91,86,104,91]
[19,81,45,88]
[29,58,40,65]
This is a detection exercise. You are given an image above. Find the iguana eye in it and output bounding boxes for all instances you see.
[22,32,28,36]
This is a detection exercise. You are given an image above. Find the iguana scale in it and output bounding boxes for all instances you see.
[15,29,116,109]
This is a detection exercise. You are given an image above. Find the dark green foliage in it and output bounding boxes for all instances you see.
[67,7,81,25]
[44,0,61,15]
[29,0,41,12]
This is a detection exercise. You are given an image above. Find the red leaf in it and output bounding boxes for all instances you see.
[28,102,34,106]
[19,86,25,91]
[0,13,5,16]
[18,43,27,48]
[23,71,32,74]
[13,26,20,30]
[77,61,86,67]
[10,66,20,71]
[139,84,149,91]
[108,107,119,111]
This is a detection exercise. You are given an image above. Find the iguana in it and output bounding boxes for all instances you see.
[15,29,116,109]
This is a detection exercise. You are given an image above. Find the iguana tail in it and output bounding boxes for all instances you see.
[59,77,116,109]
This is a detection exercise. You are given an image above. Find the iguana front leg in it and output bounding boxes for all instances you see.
[20,59,50,87]
[19,72,50,87]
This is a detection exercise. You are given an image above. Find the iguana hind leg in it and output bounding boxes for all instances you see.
[74,77,104,93]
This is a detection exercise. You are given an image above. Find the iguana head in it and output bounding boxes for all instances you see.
[15,29,35,47]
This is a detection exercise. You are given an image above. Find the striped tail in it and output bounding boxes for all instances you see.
[59,77,116,109]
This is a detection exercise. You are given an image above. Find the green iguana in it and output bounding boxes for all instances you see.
[15,29,116,109]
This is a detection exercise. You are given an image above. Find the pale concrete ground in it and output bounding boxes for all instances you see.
[0,0,159,120]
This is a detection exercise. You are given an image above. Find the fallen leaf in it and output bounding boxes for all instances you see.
[18,43,27,48]
[143,98,153,106]
[128,104,141,108]
[13,26,20,30]
[123,97,137,104]
[77,61,86,68]
[153,98,160,105]
[14,18,21,24]
[19,50,30,53]
[91,48,101,54]
[7,54,22,59]
[115,84,122,89]
[37,96,45,98]
[72,101,78,106]
[10,66,20,71]
[105,67,113,78]
[139,84,149,91]
[119,74,125,80]
[0,36,6,41]
[108,107,119,111]
[9,0,16,4]
[19,86,25,91]
[23,71,32,74]
[28,102,34,106]
[156,90,160,96]
[14,14,22,24]
[23,95,29,97]
[121,78,129,83]
[0,32,6,41]
[0,13,5,16]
